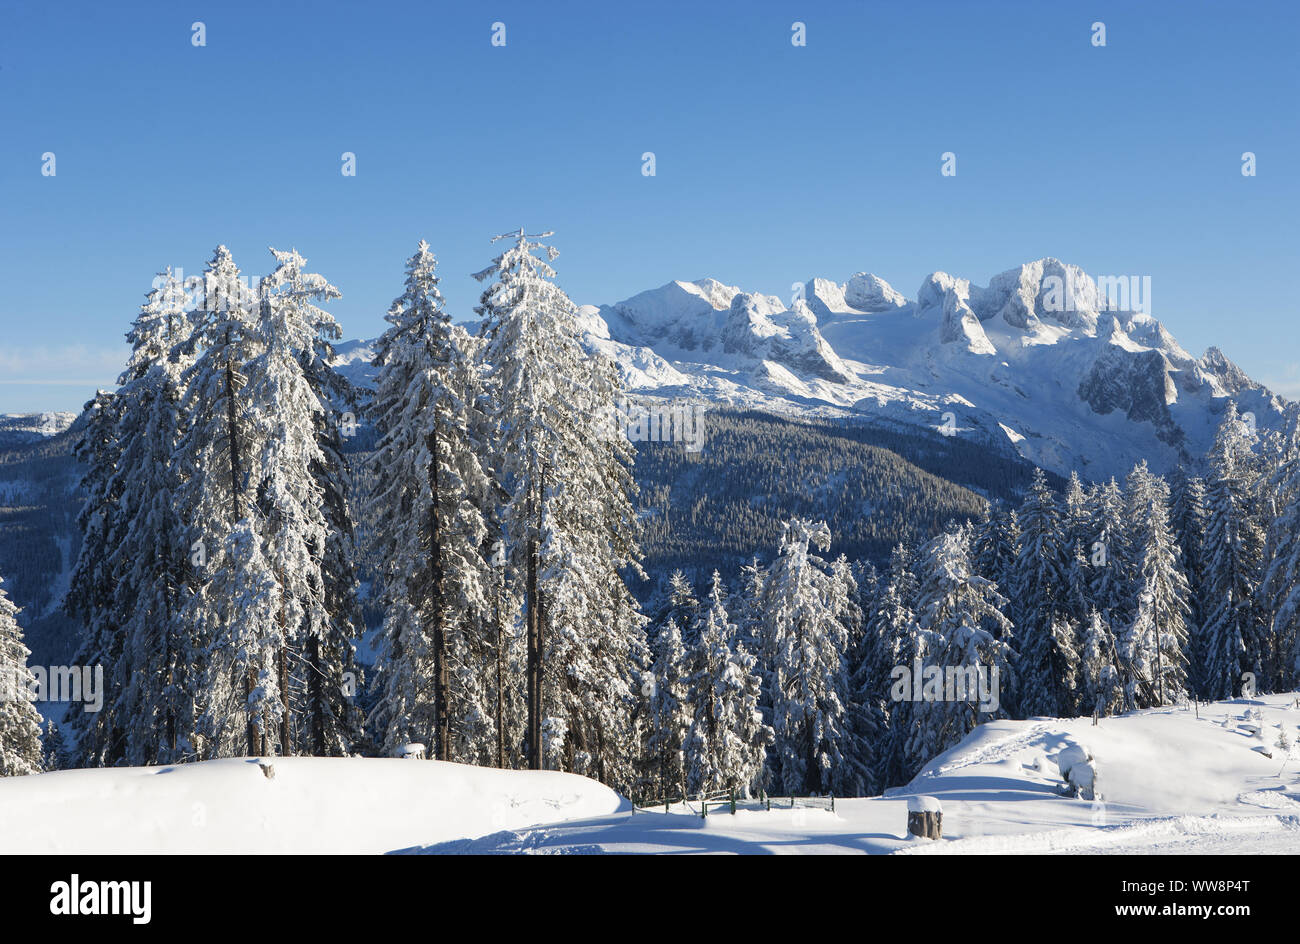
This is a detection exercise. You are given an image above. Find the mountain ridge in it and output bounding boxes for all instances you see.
[578,257,1293,481]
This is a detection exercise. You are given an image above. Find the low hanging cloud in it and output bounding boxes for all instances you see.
[0,344,126,386]
[0,344,127,413]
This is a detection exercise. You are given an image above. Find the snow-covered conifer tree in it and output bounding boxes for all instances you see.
[1086,478,1132,625]
[1079,609,1123,717]
[0,576,43,776]
[1124,461,1191,706]
[475,229,646,787]
[1169,468,1210,694]
[859,542,920,790]
[1014,469,1078,717]
[174,247,266,757]
[64,390,127,765]
[908,528,1014,769]
[758,519,860,795]
[1202,404,1269,700]
[644,617,691,798]
[112,269,196,765]
[368,241,495,762]
[682,573,771,796]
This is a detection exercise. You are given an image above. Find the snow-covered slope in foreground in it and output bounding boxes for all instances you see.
[0,757,627,854]
[4,697,1298,854]
[412,695,1300,854]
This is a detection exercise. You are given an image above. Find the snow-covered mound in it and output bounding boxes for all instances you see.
[408,694,1300,854]
[0,756,628,854]
[579,260,1293,481]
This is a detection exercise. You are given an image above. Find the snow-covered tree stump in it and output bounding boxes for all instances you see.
[907,796,942,839]
[1056,743,1098,801]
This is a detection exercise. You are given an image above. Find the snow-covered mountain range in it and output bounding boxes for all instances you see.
[573,259,1292,481]
[0,412,77,448]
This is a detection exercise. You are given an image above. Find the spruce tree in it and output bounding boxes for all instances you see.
[0,575,43,776]
[1079,609,1124,717]
[908,527,1014,769]
[758,518,860,795]
[644,617,691,798]
[1014,469,1078,717]
[368,241,494,761]
[1124,461,1191,706]
[1202,405,1268,699]
[475,229,646,787]
[682,573,771,797]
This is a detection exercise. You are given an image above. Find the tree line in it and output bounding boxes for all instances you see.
[1,230,1299,802]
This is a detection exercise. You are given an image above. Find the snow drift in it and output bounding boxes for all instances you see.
[0,756,628,854]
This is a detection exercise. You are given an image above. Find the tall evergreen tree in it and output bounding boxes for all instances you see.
[1013,469,1078,717]
[64,390,127,766]
[758,519,860,795]
[1086,477,1132,625]
[475,229,646,787]
[112,269,195,765]
[682,573,771,797]
[243,247,358,756]
[644,617,691,798]
[0,575,43,777]
[1078,609,1124,718]
[908,528,1014,769]
[1121,461,1191,707]
[175,246,266,758]
[859,542,920,790]
[368,241,495,762]
[1201,404,1268,699]
[1169,468,1210,695]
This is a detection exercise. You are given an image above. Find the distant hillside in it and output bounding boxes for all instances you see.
[0,404,1048,665]
[0,417,83,667]
[630,407,1048,592]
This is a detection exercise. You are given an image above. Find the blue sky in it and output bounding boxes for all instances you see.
[1,0,1296,412]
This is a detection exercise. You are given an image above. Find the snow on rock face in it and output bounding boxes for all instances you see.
[0,757,629,854]
[977,258,1101,333]
[722,294,856,383]
[0,412,78,446]
[803,277,853,318]
[1077,342,1184,449]
[915,272,996,355]
[607,278,787,354]
[1199,346,1260,397]
[333,258,1293,483]
[844,272,907,312]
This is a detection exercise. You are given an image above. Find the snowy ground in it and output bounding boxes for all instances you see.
[4,695,1298,854]
[413,694,1300,855]
[0,757,627,854]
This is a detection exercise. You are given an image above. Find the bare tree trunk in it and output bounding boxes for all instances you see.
[526,465,546,770]
[526,539,540,769]
[224,351,260,759]
[307,635,325,755]
[278,643,291,755]
[428,424,449,763]
[495,570,506,769]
